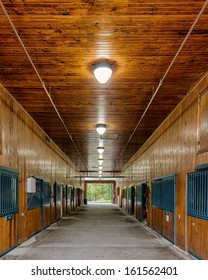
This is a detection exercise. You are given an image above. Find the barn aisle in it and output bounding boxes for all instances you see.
[1,204,194,260]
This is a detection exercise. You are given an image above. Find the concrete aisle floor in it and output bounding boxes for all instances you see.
[1,204,194,260]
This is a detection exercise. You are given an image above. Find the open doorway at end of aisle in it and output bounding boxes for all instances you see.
[84,181,116,204]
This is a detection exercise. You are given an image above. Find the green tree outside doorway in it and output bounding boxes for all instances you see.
[87,183,113,203]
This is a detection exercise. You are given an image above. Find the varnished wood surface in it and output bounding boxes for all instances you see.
[162,211,174,243]
[55,202,62,221]
[151,208,162,234]
[0,84,80,254]
[1,0,208,259]
[44,206,51,229]
[0,214,18,256]
[121,71,208,257]
[27,208,42,238]
[188,216,208,259]
[0,0,208,174]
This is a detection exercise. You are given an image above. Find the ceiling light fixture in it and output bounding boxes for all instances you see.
[99,166,103,170]
[98,159,103,165]
[97,147,104,154]
[96,123,107,135]
[93,62,112,84]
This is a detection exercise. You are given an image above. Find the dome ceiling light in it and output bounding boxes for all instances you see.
[97,147,104,154]
[96,123,107,135]
[93,62,112,84]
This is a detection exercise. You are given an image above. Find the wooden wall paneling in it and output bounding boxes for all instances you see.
[0,85,80,248]
[187,216,197,257]
[26,208,42,238]
[0,214,18,256]
[177,93,198,249]
[188,216,208,259]
[0,217,11,255]
[199,219,208,260]
[175,173,187,249]
[10,214,18,249]
[162,211,174,243]
[121,73,208,256]
[151,208,162,234]
[0,218,3,254]
[1,217,9,254]
[43,205,51,229]
[0,0,208,177]
[197,87,208,154]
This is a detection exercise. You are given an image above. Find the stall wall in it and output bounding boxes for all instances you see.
[121,72,208,258]
[0,85,82,256]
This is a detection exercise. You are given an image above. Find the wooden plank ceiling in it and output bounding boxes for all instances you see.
[0,0,208,178]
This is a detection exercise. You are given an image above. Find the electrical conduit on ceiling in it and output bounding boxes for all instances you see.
[0,0,89,172]
[113,0,208,171]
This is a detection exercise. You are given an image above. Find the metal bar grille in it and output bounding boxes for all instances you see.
[43,180,50,205]
[187,170,208,219]
[152,180,162,208]
[136,184,142,204]
[0,167,19,216]
[152,174,175,211]
[162,176,175,212]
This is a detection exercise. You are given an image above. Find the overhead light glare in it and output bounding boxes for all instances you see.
[97,147,104,154]
[98,159,104,165]
[96,124,106,135]
[93,62,112,84]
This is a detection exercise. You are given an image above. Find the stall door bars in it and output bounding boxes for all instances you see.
[187,170,208,220]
